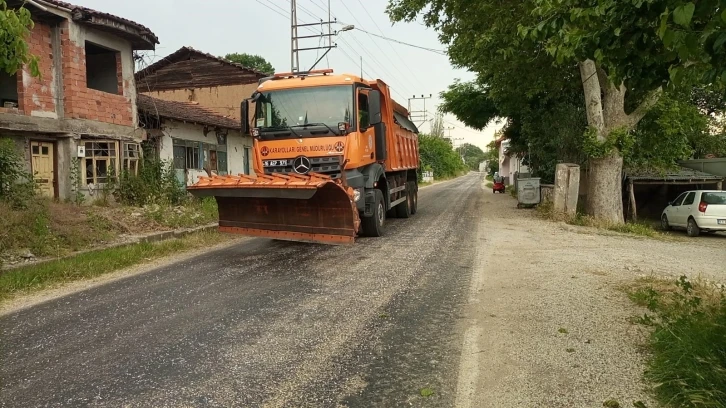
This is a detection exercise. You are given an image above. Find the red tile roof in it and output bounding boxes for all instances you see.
[29,0,158,49]
[137,94,240,130]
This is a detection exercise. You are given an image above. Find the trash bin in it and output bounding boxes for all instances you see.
[517,177,541,208]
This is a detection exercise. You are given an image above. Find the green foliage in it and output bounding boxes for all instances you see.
[628,91,708,170]
[456,143,487,171]
[418,134,466,179]
[68,158,85,205]
[114,159,187,207]
[628,276,726,407]
[0,138,36,208]
[0,0,40,77]
[222,52,274,75]
[582,127,635,160]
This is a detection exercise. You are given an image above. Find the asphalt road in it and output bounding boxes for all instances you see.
[0,173,484,408]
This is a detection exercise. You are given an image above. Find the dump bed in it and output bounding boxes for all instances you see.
[370,80,420,173]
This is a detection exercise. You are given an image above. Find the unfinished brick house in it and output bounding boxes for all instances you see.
[0,0,158,200]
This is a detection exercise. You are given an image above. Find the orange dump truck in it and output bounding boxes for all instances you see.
[187,69,420,245]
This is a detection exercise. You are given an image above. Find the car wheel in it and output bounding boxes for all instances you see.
[687,218,701,237]
[660,214,671,231]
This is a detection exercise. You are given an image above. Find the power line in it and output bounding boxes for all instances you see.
[332,0,421,97]
[353,27,447,55]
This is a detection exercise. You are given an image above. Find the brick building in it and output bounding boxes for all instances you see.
[0,0,158,200]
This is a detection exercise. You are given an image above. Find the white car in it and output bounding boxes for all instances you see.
[661,190,726,237]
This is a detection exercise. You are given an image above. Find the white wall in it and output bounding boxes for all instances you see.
[227,130,255,176]
[157,119,254,186]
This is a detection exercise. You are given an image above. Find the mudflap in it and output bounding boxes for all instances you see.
[187,173,361,245]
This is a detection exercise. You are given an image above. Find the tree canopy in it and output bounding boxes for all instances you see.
[222,53,275,75]
[389,0,726,223]
[0,1,39,76]
[418,134,466,179]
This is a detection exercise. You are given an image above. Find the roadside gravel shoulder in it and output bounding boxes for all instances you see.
[457,179,726,408]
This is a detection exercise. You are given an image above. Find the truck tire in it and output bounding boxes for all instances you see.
[362,189,385,237]
[409,181,418,215]
[395,184,412,218]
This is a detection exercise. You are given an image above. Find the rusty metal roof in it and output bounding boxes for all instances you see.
[626,166,724,182]
[23,0,159,49]
[137,94,240,130]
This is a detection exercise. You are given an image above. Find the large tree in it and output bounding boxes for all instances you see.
[1,0,39,76]
[389,0,726,223]
[222,53,274,75]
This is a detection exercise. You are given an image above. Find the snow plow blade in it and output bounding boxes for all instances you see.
[187,173,360,245]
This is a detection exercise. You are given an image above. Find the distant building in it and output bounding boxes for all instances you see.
[496,136,528,185]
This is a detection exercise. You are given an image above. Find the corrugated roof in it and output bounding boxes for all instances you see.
[137,94,240,130]
[26,0,159,49]
[626,167,724,182]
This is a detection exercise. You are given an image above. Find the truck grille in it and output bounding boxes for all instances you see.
[263,155,343,179]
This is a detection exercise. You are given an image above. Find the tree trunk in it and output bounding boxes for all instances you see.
[578,59,661,224]
[587,154,624,224]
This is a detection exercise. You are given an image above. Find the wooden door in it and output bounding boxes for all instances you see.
[30,141,55,198]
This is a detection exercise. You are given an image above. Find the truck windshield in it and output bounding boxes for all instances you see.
[255,85,353,135]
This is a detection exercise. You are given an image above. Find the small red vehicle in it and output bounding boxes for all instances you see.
[493,181,505,194]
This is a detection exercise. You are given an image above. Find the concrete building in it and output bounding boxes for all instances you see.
[0,0,158,200]
[136,94,254,187]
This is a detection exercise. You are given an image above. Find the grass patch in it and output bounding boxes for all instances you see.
[558,327,569,334]
[0,230,230,302]
[140,197,218,228]
[536,200,662,239]
[485,181,494,188]
[419,387,435,397]
[625,275,726,407]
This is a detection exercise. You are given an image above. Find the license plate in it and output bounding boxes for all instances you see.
[718,219,726,225]
[263,160,288,167]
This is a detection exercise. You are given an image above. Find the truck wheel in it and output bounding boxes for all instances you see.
[395,185,412,218]
[362,189,385,237]
[409,182,418,215]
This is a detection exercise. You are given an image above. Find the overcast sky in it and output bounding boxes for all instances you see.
[76,0,503,151]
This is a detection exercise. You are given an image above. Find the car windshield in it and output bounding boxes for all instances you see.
[702,192,726,205]
[255,85,353,131]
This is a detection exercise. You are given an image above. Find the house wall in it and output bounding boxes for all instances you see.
[157,120,254,186]
[143,83,258,121]
[679,158,726,178]
[3,18,138,128]
[62,20,137,127]
[14,21,57,118]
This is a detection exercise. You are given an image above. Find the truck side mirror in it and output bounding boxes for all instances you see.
[241,99,250,134]
[368,90,382,125]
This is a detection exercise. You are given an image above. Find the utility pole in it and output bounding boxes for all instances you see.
[445,126,454,139]
[290,0,353,73]
[408,94,432,126]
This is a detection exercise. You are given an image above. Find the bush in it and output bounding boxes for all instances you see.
[418,134,466,179]
[629,276,726,407]
[114,159,187,206]
[0,138,36,208]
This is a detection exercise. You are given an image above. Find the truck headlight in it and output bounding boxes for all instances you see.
[353,189,361,202]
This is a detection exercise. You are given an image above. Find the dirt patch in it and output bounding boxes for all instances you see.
[457,180,726,407]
